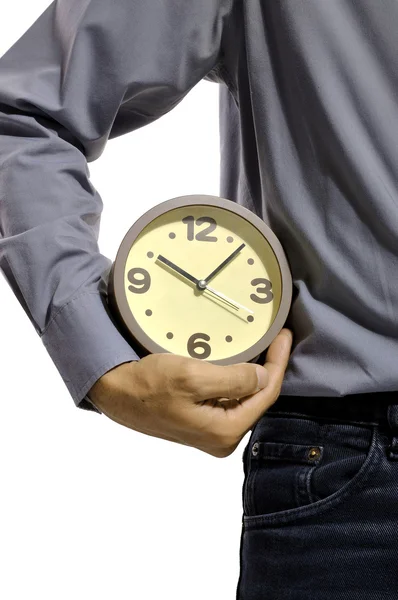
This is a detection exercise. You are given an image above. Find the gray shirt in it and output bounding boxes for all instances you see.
[1,0,397,414]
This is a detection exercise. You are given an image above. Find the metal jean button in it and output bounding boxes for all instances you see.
[252,442,259,457]
[308,447,321,460]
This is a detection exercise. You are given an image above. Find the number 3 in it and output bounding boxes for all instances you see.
[250,278,273,304]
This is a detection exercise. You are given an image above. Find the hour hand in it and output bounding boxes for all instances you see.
[156,254,199,286]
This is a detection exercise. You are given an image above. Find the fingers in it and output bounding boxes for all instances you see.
[263,328,293,393]
[190,328,293,402]
[233,328,293,431]
[193,360,268,401]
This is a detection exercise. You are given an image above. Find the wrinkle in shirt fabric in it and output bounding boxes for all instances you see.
[1,0,398,410]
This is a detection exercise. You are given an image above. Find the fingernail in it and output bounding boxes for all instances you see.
[282,328,293,341]
[256,366,268,390]
[282,329,293,347]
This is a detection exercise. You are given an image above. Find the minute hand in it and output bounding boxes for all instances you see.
[203,243,246,284]
[157,254,252,313]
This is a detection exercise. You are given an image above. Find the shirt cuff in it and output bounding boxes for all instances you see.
[40,291,140,412]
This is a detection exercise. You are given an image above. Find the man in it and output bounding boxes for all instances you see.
[1,1,398,597]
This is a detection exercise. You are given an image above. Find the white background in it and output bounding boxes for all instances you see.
[0,2,249,599]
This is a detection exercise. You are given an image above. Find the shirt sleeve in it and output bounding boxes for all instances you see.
[0,0,233,412]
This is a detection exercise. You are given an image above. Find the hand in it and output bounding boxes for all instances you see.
[87,328,293,458]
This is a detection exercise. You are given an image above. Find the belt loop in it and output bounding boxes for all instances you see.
[387,403,398,460]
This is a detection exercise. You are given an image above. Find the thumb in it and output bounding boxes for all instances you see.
[236,328,294,428]
[195,359,268,402]
[263,328,294,393]
[192,328,293,403]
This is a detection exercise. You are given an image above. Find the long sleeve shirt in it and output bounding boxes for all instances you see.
[1,0,398,414]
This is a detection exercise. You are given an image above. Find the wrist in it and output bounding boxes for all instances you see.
[88,360,137,410]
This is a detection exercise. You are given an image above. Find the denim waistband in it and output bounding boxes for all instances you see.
[266,391,398,431]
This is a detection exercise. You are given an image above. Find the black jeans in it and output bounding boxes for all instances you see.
[236,391,398,599]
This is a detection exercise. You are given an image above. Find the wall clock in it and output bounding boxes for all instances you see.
[107,194,292,365]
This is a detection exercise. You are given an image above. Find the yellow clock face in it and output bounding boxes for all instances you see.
[120,203,283,361]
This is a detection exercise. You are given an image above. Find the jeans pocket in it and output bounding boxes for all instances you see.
[242,413,380,528]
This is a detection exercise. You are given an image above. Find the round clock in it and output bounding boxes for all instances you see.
[107,194,292,366]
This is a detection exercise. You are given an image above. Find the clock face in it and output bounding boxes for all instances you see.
[110,197,291,364]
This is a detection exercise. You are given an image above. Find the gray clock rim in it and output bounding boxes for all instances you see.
[107,194,293,365]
